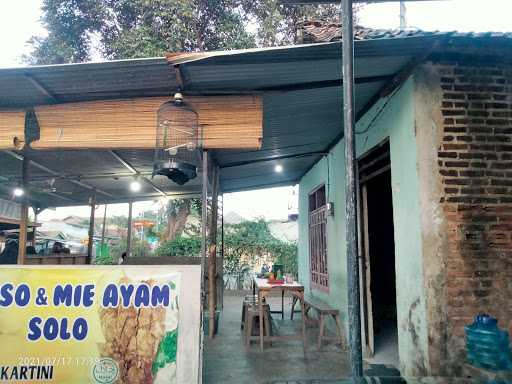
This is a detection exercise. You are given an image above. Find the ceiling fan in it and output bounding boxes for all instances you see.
[29,178,75,195]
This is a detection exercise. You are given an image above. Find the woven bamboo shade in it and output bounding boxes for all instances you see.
[14,95,262,150]
[0,111,25,149]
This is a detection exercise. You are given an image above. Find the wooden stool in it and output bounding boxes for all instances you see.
[244,303,272,346]
[290,292,302,320]
[317,310,345,351]
[241,295,265,330]
[291,294,346,351]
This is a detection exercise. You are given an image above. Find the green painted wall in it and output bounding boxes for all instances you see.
[298,78,429,376]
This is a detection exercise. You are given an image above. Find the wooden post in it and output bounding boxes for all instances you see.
[32,209,38,247]
[17,156,29,264]
[208,166,219,338]
[126,200,133,257]
[100,204,108,248]
[87,190,96,263]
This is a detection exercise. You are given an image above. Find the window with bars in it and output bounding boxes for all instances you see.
[309,185,328,290]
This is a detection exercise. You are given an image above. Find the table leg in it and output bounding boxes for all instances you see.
[300,291,306,352]
[259,290,264,351]
[281,289,284,320]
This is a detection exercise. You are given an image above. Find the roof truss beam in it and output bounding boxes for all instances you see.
[108,150,166,197]
[24,75,58,103]
[0,174,77,204]
[2,150,113,198]
[258,74,392,92]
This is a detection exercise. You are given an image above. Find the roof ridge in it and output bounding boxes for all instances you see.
[297,20,512,44]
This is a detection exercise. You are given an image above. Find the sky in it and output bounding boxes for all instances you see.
[37,187,296,222]
[3,0,512,221]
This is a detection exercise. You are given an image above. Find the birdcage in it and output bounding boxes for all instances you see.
[153,93,200,185]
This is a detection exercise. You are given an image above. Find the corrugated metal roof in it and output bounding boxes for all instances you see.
[0,58,174,108]
[0,33,509,207]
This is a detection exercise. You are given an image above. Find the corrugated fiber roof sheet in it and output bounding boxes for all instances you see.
[0,32,510,205]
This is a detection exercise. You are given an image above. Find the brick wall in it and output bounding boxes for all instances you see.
[436,62,512,372]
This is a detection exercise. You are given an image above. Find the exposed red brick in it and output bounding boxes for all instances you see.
[435,61,512,375]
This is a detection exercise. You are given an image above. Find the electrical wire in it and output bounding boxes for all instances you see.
[355,82,403,135]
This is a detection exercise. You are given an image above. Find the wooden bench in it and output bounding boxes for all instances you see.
[291,293,346,351]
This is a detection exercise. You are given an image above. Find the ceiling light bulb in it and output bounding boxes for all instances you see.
[130,180,141,192]
[186,142,196,151]
[13,187,24,197]
[275,164,283,173]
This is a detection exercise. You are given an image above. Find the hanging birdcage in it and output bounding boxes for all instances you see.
[153,93,200,185]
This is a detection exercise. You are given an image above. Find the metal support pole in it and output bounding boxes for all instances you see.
[220,194,224,310]
[201,151,208,298]
[87,190,96,263]
[17,156,29,264]
[127,200,133,257]
[201,151,208,316]
[342,0,363,380]
[400,1,407,29]
[208,166,219,338]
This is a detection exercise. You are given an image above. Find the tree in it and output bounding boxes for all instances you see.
[26,0,106,64]
[244,0,340,46]
[26,0,256,64]
[155,218,298,277]
[165,199,191,241]
[25,0,350,246]
[25,0,344,64]
[155,235,202,257]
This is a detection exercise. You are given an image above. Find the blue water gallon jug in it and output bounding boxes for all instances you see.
[465,314,512,371]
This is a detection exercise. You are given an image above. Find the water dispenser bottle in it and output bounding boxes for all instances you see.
[465,314,512,371]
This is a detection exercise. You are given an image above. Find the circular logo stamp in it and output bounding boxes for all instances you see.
[91,358,119,384]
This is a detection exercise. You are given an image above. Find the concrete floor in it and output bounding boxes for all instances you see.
[366,320,399,367]
[203,293,353,384]
[202,294,504,384]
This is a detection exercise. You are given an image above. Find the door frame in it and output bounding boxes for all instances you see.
[357,139,391,357]
[359,182,374,356]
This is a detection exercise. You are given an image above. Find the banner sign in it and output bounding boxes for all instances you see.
[0,267,181,384]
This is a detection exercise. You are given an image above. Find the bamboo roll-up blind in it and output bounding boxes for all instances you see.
[0,111,25,149]
[28,95,262,150]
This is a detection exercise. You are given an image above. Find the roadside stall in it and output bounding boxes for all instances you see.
[0,50,266,382]
[0,31,433,380]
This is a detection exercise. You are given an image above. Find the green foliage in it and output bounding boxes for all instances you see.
[245,0,340,46]
[110,238,153,259]
[190,198,202,217]
[131,239,153,257]
[156,235,201,257]
[25,0,106,64]
[94,252,114,265]
[26,0,256,64]
[107,215,128,228]
[273,241,298,277]
[165,199,190,218]
[223,219,297,276]
[25,0,343,65]
[153,219,297,276]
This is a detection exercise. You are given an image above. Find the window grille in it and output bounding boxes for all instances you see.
[309,185,328,290]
